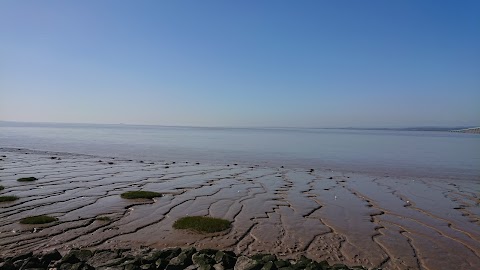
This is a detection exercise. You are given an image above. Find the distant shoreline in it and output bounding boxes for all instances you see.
[0,120,478,132]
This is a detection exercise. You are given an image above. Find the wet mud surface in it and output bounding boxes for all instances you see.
[0,149,479,269]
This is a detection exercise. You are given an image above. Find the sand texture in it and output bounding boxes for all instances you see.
[0,149,479,269]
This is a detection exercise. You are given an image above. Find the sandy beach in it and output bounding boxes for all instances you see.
[0,148,479,269]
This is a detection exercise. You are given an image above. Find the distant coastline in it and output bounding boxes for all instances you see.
[0,120,477,132]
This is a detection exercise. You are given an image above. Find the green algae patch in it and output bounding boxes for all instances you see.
[0,196,18,202]
[20,215,57,224]
[120,191,162,199]
[17,177,38,182]
[173,216,231,233]
[96,216,112,222]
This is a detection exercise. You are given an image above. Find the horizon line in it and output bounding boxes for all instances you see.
[0,120,478,131]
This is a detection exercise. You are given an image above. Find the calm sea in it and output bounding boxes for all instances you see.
[1,122,479,179]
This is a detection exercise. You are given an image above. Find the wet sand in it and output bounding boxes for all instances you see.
[0,149,479,269]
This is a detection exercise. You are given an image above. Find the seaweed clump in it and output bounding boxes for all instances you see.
[173,216,231,233]
[120,191,162,199]
[17,177,38,182]
[20,215,57,224]
[0,196,18,202]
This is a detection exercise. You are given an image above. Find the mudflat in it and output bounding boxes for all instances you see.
[0,149,478,269]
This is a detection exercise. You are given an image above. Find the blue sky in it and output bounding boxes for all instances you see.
[1,0,479,127]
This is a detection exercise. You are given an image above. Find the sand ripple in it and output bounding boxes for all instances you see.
[0,148,479,269]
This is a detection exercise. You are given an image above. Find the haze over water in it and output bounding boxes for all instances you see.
[1,122,479,179]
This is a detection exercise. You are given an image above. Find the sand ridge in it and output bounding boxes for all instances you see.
[0,149,479,269]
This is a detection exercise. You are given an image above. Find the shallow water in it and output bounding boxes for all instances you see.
[1,122,479,179]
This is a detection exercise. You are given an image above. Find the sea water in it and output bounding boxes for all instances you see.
[1,122,479,179]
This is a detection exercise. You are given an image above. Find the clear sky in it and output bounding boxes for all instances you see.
[1,0,479,127]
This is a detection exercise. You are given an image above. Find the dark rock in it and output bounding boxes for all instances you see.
[87,250,119,268]
[292,255,311,269]
[213,263,224,270]
[155,258,168,269]
[59,262,86,270]
[140,263,154,270]
[192,252,215,269]
[273,260,289,268]
[62,250,93,264]
[11,251,33,263]
[39,249,62,267]
[108,162,114,165]
[124,264,141,270]
[0,261,15,270]
[328,177,333,179]
[198,249,218,256]
[317,260,330,270]
[332,264,350,270]
[22,257,43,269]
[263,255,276,262]
[214,251,236,268]
[12,259,25,269]
[260,261,274,270]
[167,248,195,269]
[234,256,261,270]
